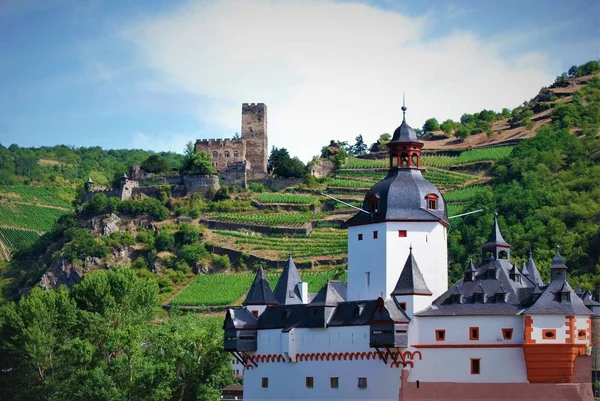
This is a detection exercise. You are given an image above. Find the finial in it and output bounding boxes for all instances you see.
[288,252,292,259]
[409,244,413,253]
[401,92,407,122]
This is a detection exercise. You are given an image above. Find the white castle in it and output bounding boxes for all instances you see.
[223,110,598,401]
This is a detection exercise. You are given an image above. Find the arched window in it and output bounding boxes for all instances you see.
[212,151,218,158]
[498,250,508,259]
[425,193,439,210]
[411,153,419,167]
[234,151,239,158]
[367,193,380,213]
[224,151,230,158]
[400,153,409,166]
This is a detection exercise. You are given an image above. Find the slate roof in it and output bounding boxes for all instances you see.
[243,266,278,306]
[524,252,544,287]
[525,279,591,315]
[392,248,432,296]
[224,308,257,330]
[390,120,418,144]
[273,254,302,305]
[311,281,347,306]
[346,168,448,226]
[481,214,510,249]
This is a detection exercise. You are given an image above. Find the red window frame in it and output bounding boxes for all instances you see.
[470,358,481,375]
[502,328,513,340]
[398,230,407,237]
[469,327,480,340]
[435,329,446,341]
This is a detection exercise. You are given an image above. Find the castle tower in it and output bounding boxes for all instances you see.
[241,103,268,176]
[346,106,449,301]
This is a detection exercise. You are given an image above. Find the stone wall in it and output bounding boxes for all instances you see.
[183,174,220,195]
[310,159,336,178]
[262,177,305,191]
[195,138,246,173]
[241,103,268,175]
[222,161,248,187]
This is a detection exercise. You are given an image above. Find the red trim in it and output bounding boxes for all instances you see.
[470,358,481,375]
[469,326,480,341]
[502,328,513,340]
[415,343,522,349]
[435,329,446,341]
[542,329,557,340]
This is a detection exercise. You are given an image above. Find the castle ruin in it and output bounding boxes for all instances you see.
[195,103,268,181]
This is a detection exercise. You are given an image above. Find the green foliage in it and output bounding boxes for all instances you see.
[0,228,40,255]
[174,223,200,246]
[62,229,109,261]
[179,243,209,265]
[0,185,75,208]
[423,118,440,133]
[117,197,169,220]
[181,142,215,175]
[140,154,171,173]
[257,193,320,204]
[0,203,68,231]
[248,182,267,193]
[211,254,231,270]
[443,186,490,202]
[350,134,368,156]
[156,231,175,252]
[205,211,324,227]
[440,119,458,135]
[103,231,136,249]
[268,147,306,178]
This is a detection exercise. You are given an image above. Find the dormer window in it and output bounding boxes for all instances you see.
[451,294,462,304]
[561,292,570,302]
[496,293,507,303]
[474,293,484,303]
[425,194,439,210]
[486,269,497,279]
[367,193,380,214]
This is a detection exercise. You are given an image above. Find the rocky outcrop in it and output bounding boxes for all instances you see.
[90,213,121,237]
[39,258,86,290]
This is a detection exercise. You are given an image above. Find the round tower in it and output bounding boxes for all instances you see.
[346,105,449,301]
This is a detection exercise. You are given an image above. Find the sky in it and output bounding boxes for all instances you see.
[0,0,598,161]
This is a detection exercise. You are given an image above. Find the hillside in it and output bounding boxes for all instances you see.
[0,61,598,313]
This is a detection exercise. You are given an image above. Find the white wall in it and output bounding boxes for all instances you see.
[348,221,447,302]
[417,316,523,344]
[530,314,567,343]
[574,316,591,345]
[257,326,371,355]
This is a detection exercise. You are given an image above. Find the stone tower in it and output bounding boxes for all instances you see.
[241,103,268,177]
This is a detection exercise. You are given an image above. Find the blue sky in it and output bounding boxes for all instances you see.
[0,0,598,160]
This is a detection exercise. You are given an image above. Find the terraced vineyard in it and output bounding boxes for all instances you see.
[0,228,40,256]
[256,193,320,204]
[0,185,75,209]
[204,211,325,227]
[212,228,348,259]
[0,203,66,231]
[172,269,342,306]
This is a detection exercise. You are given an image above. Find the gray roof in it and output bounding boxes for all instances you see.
[392,248,432,296]
[525,279,591,315]
[524,252,544,287]
[311,281,347,306]
[347,169,448,226]
[273,254,302,305]
[390,120,418,144]
[224,308,257,330]
[481,214,510,249]
[551,249,568,270]
[86,177,94,183]
[243,266,278,306]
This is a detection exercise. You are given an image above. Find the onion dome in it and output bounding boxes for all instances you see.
[347,104,448,227]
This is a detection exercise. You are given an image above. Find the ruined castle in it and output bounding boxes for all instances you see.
[195,103,268,181]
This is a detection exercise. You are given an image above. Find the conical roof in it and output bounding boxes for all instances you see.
[481,213,510,249]
[86,177,94,183]
[466,258,477,273]
[392,248,432,296]
[521,262,529,276]
[311,281,346,306]
[525,251,544,286]
[551,249,567,269]
[243,266,278,306]
[390,120,418,144]
[273,253,302,305]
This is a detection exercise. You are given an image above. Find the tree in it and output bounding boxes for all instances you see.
[350,135,368,156]
[141,155,170,173]
[455,126,470,141]
[440,119,456,135]
[181,142,214,175]
[268,147,306,178]
[568,65,578,78]
[460,113,474,126]
[422,118,440,133]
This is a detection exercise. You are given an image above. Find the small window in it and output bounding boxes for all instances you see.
[502,328,513,340]
[398,230,407,237]
[330,377,339,388]
[358,377,367,389]
[425,194,439,210]
[306,377,314,388]
[224,151,230,157]
[578,330,586,340]
[234,151,239,158]
[474,293,484,303]
[358,234,363,241]
[542,329,556,339]
[470,358,480,375]
[212,151,218,158]
[469,327,479,340]
[373,231,378,239]
[435,329,446,341]
[251,310,258,318]
[561,292,570,302]
[399,302,407,311]
[451,294,462,304]
[262,377,269,388]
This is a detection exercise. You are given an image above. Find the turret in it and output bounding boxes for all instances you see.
[550,247,568,282]
[273,253,308,305]
[243,266,278,317]
[481,213,510,260]
[391,247,432,318]
[464,258,476,281]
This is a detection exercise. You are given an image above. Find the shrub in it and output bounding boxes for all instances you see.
[174,223,200,246]
[248,182,266,193]
[179,243,209,265]
[212,254,231,270]
[156,232,175,252]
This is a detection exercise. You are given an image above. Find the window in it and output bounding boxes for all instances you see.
[502,328,513,340]
[224,151,230,157]
[306,377,314,388]
[399,302,407,311]
[451,294,462,304]
[435,329,446,341]
[212,151,218,158]
[251,310,258,318]
[262,377,269,388]
[234,151,239,158]
[578,330,586,340]
[367,193,379,213]
[469,327,480,340]
[373,231,378,239]
[330,377,339,388]
[358,234,363,241]
[426,194,439,210]
[398,230,407,237]
[358,377,368,389]
[542,329,556,340]
[470,358,480,375]
[561,292,570,302]
[474,293,484,303]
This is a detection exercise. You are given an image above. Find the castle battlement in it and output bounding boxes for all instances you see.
[195,138,243,146]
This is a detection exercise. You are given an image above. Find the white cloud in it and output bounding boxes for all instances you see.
[121,0,553,161]
[131,131,192,154]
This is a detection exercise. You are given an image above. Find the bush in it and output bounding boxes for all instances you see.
[211,254,231,270]
[117,198,169,221]
[248,182,266,193]
[174,223,200,246]
[156,232,175,252]
[136,230,155,248]
[140,155,170,173]
[62,229,109,261]
[179,244,209,265]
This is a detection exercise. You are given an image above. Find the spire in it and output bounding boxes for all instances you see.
[402,92,407,122]
[524,250,544,286]
[392,248,432,296]
[86,177,94,183]
[575,282,583,296]
[550,246,568,282]
[521,261,529,276]
[481,213,510,260]
[273,253,303,305]
[243,266,278,306]
[464,258,476,281]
